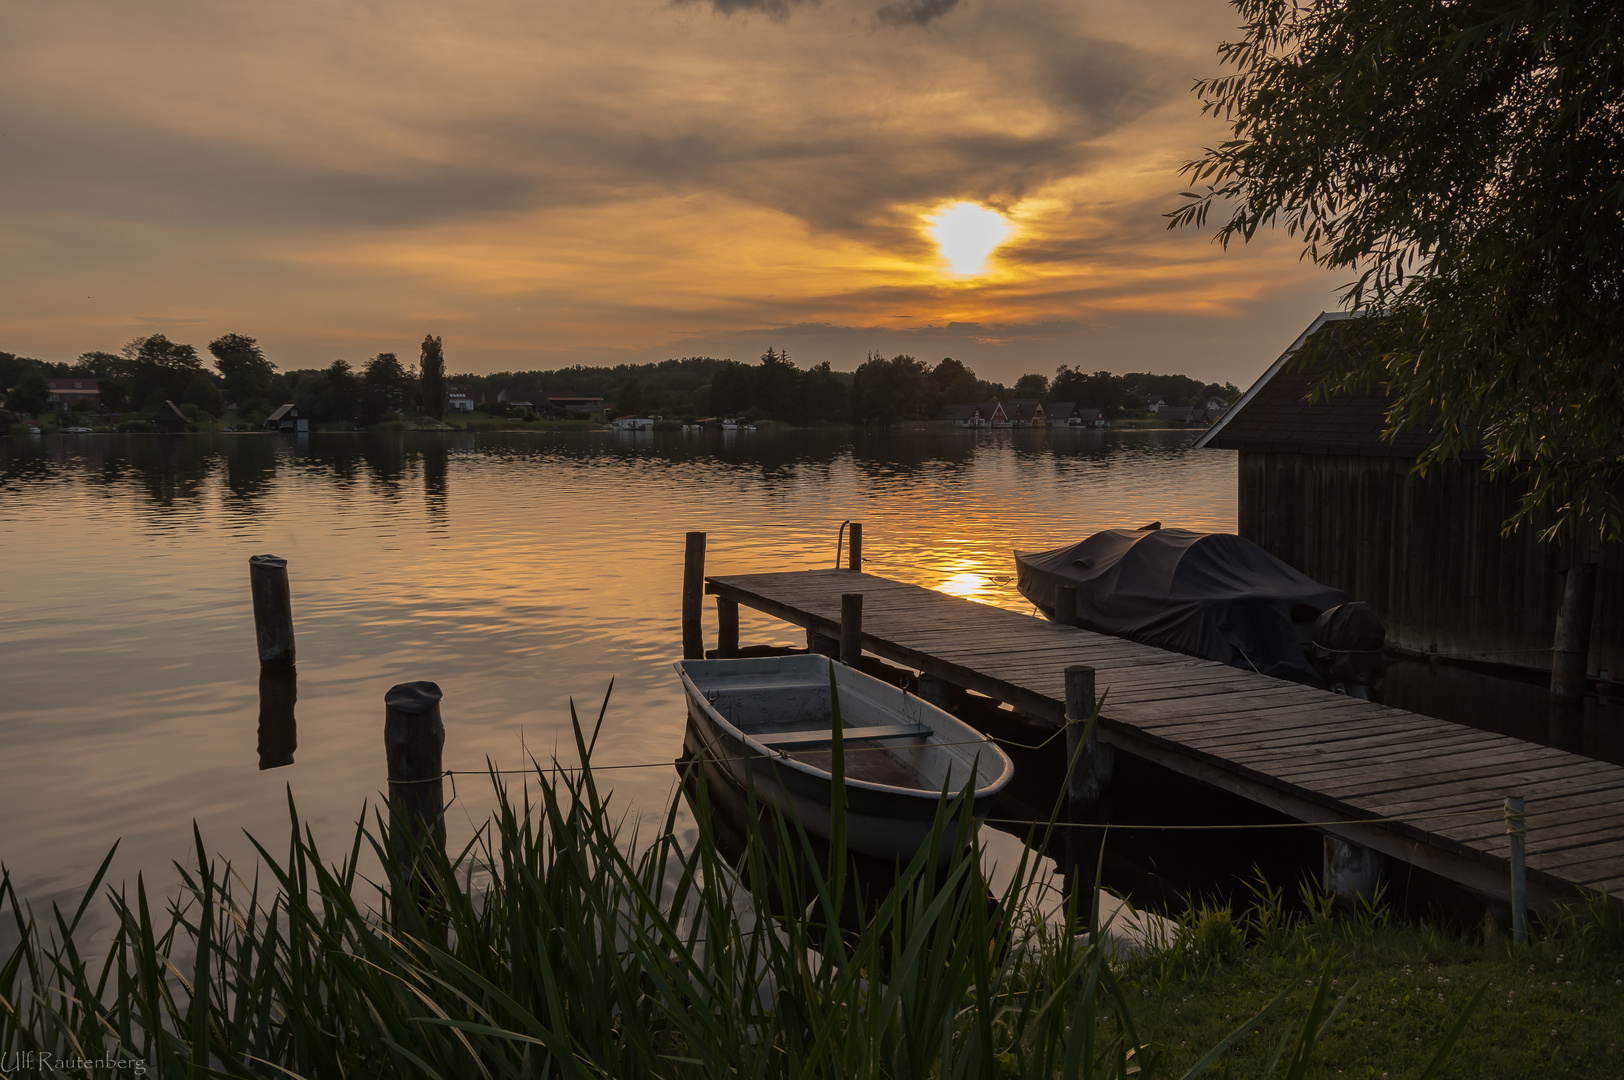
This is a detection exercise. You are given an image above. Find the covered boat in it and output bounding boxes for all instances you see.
[675,655,1014,863]
[1015,526,1349,684]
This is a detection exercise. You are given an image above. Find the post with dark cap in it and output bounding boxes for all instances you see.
[847,522,863,571]
[384,681,446,887]
[1063,664,1111,909]
[248,554,295,666]
[840,593,864,667]
[683,531,707,660]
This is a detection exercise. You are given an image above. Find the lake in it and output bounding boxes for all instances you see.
[5,426,1617,920]
[1,427,1235,912]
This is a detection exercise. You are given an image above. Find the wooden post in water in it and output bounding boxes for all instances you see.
[716,596,740,658]
[248,554,295,666]
[682,531,707,660]
[1551,564,1596,702]
[1056,584,1078,627]
[1506,795,1528,945]
[840,593,864,667]
[384,681,446,885]
[847,522,862,571]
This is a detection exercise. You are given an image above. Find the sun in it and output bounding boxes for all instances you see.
[926,202,1013,276]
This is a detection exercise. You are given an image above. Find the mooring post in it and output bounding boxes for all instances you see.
[1056,584,1078,627]
[716,596,740,658]
[847,522,862,571]
[840,593,864,667]
[682,531,707,660]
[248,554,295,666]
[384,681,446,886]
[257,665,297,770]
[1065,665,1111,805]
[1506,794,1528,945]
[1551,564,1597,702]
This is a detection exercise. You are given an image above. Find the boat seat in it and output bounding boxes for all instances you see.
[756,723,932,748]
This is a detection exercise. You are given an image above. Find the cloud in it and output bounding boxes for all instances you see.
[679,0,819,19]
[875,0,961,26]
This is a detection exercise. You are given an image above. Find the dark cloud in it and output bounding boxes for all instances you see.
[673,0,819,21]
[874,0,960,27]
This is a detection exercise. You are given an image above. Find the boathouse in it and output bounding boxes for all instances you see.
[151,400,188,433]
[1196,312,1620,687]
[265,404,308,433]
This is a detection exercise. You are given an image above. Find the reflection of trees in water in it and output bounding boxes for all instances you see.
[125,435,213,506]
[362,435,408,497]
[422,437,449,519]
[222,436,278,506]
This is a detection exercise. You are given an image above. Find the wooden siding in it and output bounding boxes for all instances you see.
[1238,451,1621,679]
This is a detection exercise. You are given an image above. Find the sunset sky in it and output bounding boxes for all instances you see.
[0,0,1347,384]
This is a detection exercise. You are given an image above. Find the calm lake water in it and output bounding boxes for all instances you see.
[1,427,1236,913]
[7,428,1618,922]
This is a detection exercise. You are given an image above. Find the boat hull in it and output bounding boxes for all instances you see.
[676,657,1012,863]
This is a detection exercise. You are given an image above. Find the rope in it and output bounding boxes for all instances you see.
[983,806,1505,832]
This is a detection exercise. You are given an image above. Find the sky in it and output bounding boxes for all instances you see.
[0,0,1348,385]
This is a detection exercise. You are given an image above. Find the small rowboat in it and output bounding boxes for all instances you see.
[675,655,1014,862]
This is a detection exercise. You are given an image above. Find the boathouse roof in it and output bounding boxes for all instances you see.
[1194,312,1448,457]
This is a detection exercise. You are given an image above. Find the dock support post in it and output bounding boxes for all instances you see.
[384,681,446,889]
[917,674,958,710]
[1506,795,1528,945]
[840,593,864,667]
[682,531,707,660]
[1322,836,1384,906]
[848,522,862,571]
[807,628,839,657]
[1552,564,1596,702]
[249,554,296,666]
[1056,584,1078,627]
[716,597,739,658]
[1065,665,1111,805]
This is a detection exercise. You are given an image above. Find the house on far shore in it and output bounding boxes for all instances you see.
[446,383,475,412]
[265,404,309,433]
[993,399,1046,428]
[939,403,978,425]
[1195,310,1620,686]
[1046,401,1077,426]
[1075,407,1106,428]
[499,389,541,410]
[608,415,654,432]
[46,378,100,413]
[547,395,606,415]
[1145,395,1166,413]
[151,400,188,433]
[1158,406,1205,427]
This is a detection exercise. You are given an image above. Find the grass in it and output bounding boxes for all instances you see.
[0,687,1575,1079]
[1114,878,1624,1078]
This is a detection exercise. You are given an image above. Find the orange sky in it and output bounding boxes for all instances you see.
[0,0,1345,384]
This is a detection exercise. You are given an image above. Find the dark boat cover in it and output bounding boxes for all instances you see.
[1015,528,1348,683]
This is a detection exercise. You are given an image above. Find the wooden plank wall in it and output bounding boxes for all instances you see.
[1238,451,1621,680]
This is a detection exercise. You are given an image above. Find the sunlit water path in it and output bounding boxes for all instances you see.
[1,428,1233,913]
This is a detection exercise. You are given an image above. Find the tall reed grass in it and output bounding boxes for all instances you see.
[1,693,1473,1078]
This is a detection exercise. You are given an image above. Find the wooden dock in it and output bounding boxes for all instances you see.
[705,568,1624,910]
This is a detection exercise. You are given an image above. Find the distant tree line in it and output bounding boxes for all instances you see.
[5,336,1241,428]
[1,334,451,427]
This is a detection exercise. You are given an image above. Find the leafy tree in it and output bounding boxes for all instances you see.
[71,351,128,379]
[5,370,50,415]
[616,377,644,416]
[327,360,359,424]
[1,351,47,391]
[1170,0,1624,539]
[754,348,800,419]
[181,373,226,417]
[360,353,410,424]
[709,361,753,417]
[1050,367,1125,416]
[851,352,927,426]
[121,335,205,407]
[800,362,850,424]
[1012,373,1049,399]
[208,334,277,413]
[927,358,982,414]
[419,335,447,420]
